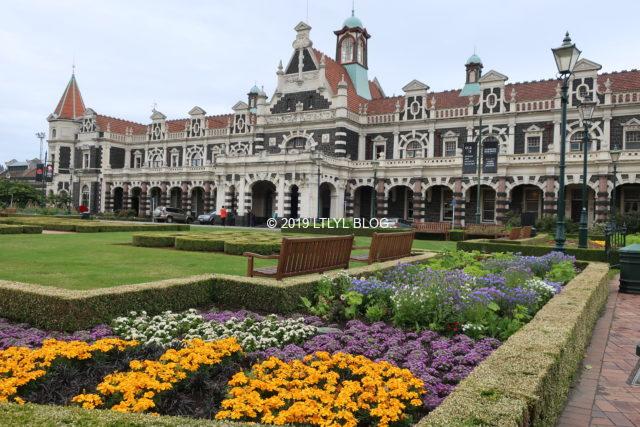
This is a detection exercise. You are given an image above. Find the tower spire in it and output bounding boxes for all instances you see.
[52,73,86,120]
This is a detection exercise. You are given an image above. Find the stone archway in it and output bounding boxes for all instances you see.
[466,185,497,224]
[169,187,182,209]
[130,187,141,216]
[319,182,335,218]
[113,187,124,212]
[387,185,413,220]
[251,181,277,224]
[191,187,205,216]
[289,185,300,219]
[509,184,543,226]
[424,185,454,222]
[565,184,596,224]
[353,186,375,219]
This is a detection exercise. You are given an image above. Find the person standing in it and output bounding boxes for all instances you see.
[219,205,227,226]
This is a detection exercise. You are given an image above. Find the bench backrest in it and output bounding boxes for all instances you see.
[276,235,354,279]
[414,222,451,231]
[521,226,532,238]
[368,231,414,263]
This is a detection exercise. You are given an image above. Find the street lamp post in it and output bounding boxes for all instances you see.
[577,99,596,248]
[610,147,622,225]
[552,32,581,252]
[475,117,484,224]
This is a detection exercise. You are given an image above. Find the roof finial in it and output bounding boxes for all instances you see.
[72,55,76,75]
[352,0,355,16]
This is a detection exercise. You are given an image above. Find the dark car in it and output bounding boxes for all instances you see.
[197,211,217,225]
[152,206,194,223]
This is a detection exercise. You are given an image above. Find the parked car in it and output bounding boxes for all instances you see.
[197,211,217,225]
[384,218,413,228]
[152,206,194,223]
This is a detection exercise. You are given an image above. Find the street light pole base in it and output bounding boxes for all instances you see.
[578,208,589,249]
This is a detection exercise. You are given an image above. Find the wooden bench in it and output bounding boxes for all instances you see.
[464,224,507,239]
[244,235,354,280]
[413,221,452,240]
[521,225,532,239]
[351,231,415,264]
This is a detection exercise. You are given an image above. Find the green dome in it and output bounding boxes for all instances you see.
[249,85,260,94]
[466,54,482,65]
[343,14,363,29]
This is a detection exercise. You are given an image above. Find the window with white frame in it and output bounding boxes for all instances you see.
[148,149,163,168]
[341,37,354,63]
[82,152,90,169]
[444,139,457,157]
[526,136,541,153]
[625,130,640,150]
[570,131,591,152]
[190,153,203,166]
[133,151,142,168]
[405,140,424,158]
[170,149,180,167]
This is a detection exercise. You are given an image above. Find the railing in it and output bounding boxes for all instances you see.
[434,108,468,119]
[612,91,640,105]
[366,113,396,124]
[346,111,362,123]
[515,99,553,112]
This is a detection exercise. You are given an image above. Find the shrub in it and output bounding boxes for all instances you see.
[449,230,465,241]
[175,237,226,252]
[20,225,43,234]
[132,233,180,247]
[223,239,280,255]
[0,225,24,234]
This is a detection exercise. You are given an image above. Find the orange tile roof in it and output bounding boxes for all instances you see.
[53,74,85,120]
[96,115,147,135]
[600,69,640,92]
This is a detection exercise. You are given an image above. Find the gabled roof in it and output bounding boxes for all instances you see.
[53,73,85,120]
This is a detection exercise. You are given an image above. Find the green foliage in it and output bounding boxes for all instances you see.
[0,216,189,233]
[46,192,72,210]
[175,236,226,252]
[0,179,44,207]
[544,260,577,283]
[449,230,465,241]
[132,233,182,247]
[419,262,610,427]
[428,250,484,271]
[457,240,611,263]
[300,272,354,321]
[0,224,24,234]
[502,210,522,228]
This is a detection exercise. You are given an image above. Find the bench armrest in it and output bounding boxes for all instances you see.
[243,252,280,259]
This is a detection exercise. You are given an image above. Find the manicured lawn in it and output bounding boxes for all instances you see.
[0,229,455,290]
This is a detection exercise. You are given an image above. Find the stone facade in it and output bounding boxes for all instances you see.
[45,18,640,226]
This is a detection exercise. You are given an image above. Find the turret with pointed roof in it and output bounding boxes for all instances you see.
[51,73,85,120]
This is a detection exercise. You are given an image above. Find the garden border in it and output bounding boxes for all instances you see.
[0,252,437,331]
[418,261,610,427]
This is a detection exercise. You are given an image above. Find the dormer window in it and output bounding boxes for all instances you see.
[341,37,354,63]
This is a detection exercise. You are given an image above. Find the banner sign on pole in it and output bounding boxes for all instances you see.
[462,142,477,175]
[482,139,499,174]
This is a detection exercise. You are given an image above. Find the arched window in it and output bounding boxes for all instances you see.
[570,131,590,152]
[405,141,424,158]
[357,38,364,64]
[341,37,354,63]
[81,185,90,208]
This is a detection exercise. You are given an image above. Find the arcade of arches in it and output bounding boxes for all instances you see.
[102,179,639,226]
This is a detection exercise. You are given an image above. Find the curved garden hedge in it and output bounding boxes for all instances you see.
[132,232,282,255]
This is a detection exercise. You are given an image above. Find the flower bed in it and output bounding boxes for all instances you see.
[0,251,584,425]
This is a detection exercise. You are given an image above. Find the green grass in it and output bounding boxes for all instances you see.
[0,229,455,290]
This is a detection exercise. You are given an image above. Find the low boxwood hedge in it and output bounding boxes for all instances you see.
[283,225,403,237]
[175,236,226,252]
[21,225,43,234]
[0,224,25,234]
[419,261,610,427]
[223,239,281,255]
[0,253,436,331]
[457,239,616,263]
[0,216,190,233]
[132,233,182,247]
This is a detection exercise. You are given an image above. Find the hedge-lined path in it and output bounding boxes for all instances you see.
[558,276,640,427]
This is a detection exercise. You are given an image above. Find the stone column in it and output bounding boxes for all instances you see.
[182,182,190,211]
[161,182,169,207]
[358,133,366,160]
[276,177,286,218]
[495,177,508,225]
[343,182,354,218]
[543,176,557,217]
[411,179,425,222]
[376,179,386,218]
[596,175,609,223]
[453,178,465,228]
[104,183,113,212]
[122,183,129,210]
[140,183,148,217]
[204,182,211,212]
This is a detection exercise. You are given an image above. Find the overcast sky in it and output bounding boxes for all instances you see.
[1,0,638,162]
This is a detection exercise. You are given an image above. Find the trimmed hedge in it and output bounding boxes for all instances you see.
[132,233,183,247]
[449,229,465,241]
[0,216,189,233]
[0,403,252,426]
[457,239,616,263]
[419,261,610,427]
[0,224,43,234]
[0,253,437,331]
[175,236,226,252]
[283,225,403,237]
[223,239,281,255]
[0,224,25,234]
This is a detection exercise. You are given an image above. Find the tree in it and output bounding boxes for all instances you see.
[0,179,44,207]
[46,191,72,210]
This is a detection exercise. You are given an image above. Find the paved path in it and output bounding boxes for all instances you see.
[558,277,640,427]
